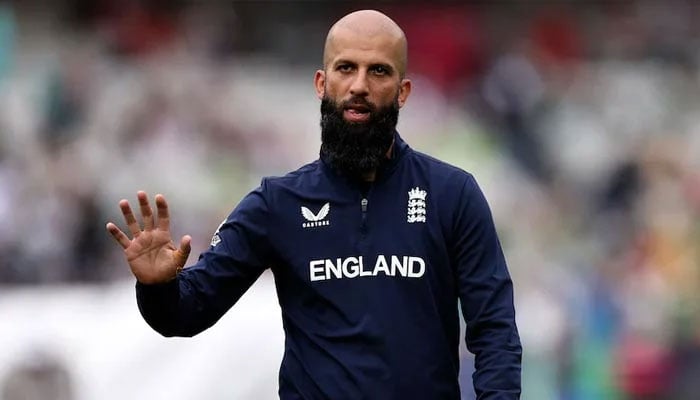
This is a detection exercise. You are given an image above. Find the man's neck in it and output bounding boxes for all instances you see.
[362,171,376,182]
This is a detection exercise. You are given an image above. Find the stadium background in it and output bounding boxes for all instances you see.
[1,1,699,399]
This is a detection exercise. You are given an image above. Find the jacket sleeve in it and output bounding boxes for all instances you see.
[135,181,275,337]
[453,175,522,399]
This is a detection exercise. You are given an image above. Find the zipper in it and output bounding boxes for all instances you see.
[360,197,368,234]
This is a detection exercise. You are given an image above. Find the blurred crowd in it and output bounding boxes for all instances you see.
[1,1,699,399]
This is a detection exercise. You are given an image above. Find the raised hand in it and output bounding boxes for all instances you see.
[106,191,192,284]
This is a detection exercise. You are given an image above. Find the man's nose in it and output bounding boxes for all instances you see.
[349,71,369,97]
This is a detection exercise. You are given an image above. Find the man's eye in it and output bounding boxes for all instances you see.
[337,65,353,72]
[373,66,388,75]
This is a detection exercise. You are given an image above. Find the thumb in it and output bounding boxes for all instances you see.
[179,235,192,257]
[173,235,192,268]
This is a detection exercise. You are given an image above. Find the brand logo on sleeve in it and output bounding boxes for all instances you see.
[210,219,226,247]
[301,203,330,228]
[407,187,427,223]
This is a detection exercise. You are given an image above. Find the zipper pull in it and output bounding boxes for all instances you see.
[361,198,368,212]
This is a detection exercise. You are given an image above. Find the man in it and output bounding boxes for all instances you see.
[106,10,521,399]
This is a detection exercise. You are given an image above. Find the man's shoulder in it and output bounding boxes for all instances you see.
[407,148,474,183]
[257,159,325,195]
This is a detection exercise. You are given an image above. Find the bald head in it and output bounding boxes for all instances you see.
[323,10,408,78]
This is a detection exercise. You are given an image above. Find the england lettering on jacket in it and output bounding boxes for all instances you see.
[309,255,425,282]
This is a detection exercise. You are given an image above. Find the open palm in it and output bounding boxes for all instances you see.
[106,191,191,284]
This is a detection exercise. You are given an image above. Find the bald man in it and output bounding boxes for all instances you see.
[107,9,522,400]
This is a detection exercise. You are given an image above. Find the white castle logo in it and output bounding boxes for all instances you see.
[301,203,330,228]
[407,187,427,223]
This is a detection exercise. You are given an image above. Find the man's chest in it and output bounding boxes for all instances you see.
[269,185,450,285]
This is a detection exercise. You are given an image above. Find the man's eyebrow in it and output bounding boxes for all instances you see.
[332,60,395,72]
[332,59,357,67]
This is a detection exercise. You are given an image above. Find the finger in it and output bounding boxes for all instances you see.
[173,235,192,269]
[137,191,155,231]
[106,222,131,249]
[179,235,192,257]
[155,194,170,231]
[120,199,141,238]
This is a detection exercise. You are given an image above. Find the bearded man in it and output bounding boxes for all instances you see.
[107,9,522,399]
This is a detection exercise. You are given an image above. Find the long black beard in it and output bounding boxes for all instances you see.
[319,95,399,180]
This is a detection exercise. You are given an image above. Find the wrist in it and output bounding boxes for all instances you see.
[172,264,184,280]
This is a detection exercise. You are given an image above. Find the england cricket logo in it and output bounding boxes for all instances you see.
[301,203,330,228]
[407,187,427,223]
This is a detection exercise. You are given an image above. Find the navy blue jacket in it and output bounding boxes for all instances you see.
[136,133,522,399]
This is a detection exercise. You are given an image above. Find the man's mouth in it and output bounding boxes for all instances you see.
[343,104,371,123]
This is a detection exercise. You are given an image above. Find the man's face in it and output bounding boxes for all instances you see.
[314,27,411,178]
[315,26,410,118]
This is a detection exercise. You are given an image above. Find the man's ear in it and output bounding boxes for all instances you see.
[314,70,326,100]
[398,78,412,108]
